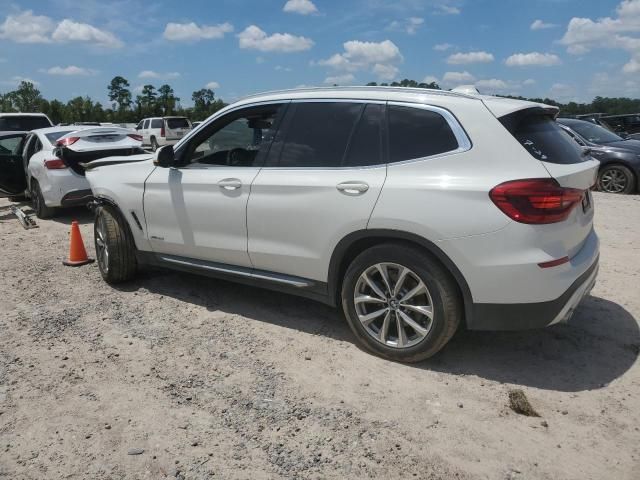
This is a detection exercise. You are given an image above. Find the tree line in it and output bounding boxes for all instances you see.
[0,76,226,125]
[1,77,639,125]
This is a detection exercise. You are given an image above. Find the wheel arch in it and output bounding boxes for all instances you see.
[327,229,473,328]
[92,196,140,250]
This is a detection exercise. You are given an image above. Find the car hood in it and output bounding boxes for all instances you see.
[601,138,640,153]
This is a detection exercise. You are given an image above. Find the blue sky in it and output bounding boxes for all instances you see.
[0,0,638,106]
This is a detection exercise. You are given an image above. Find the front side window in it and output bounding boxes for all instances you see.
[388,105,460,163]
[184,104,283,167]
[143,119,150,129]
[277,102,362,168]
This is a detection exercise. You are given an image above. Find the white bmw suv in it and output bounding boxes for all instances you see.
[84,86,600,362]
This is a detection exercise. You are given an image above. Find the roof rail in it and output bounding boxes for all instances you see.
[237,85,480,102]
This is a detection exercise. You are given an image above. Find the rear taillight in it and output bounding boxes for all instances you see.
[57,137,80,147]
[160,127,165,137]
[128,133,143,141]
[489,179,584,224]
[44,158,67,169]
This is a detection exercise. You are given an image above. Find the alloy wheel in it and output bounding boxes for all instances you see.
[95,214,109,274]
[354,263,434,349]
[600,167,628,193]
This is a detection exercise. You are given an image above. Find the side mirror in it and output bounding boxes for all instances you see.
[154,145,175,168]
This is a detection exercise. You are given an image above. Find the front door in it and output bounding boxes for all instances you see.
[144,102,287,267]
[0,133,28,197]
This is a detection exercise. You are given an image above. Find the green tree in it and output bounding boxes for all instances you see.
[107,76,132,120]
[158,84,179,115]
[135,84,158,117]
[11,81,44,112]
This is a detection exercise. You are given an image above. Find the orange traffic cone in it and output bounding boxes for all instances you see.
[63,220,95,267]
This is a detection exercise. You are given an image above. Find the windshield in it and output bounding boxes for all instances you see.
[566,121,623,144]
[45,130,74,145]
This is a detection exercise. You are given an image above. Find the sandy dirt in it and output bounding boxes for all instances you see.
[0,192,639,479]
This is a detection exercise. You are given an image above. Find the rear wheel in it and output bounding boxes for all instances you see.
[598,164,635,194]
[30,180,55,219]
[150,137,159,152]
[341,244,462,363]
[94,205,137,283]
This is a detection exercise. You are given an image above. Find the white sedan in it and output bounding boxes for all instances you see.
[20,126,143,218]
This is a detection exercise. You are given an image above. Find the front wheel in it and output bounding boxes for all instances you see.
[597,165,635,194]
[341,244,462,363]
[94,206,137,283]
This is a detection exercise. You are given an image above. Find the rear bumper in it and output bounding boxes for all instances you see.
[469,256,599,330]
[60,189,93,207]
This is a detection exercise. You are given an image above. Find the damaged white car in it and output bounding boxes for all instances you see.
[0,126,144,218]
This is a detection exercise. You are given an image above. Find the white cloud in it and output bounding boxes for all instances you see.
[442,71,476,85]
[560,0,640,73]
[0,10,122,47]
[324,74,355,84]
[318,39,403,82]
[205,81,220,89]
[623,56,640,73]
[435,5,461,15]
[238,25,314,52]
[447,51,494,64]
[523,78,537,85]
[44,65,95,76]
[52,19,123,48]
[530,19,558,30]
[138,70,180,80]
[549,82,576,100]
[0,10,53,43]
[505,52,562,66]
[283,0,318,15]
[422,75,439,84]
[433,43,453,51]
[388,17,424,35]
[274,65,292,71]
[475,79,509,91]
[1,76,40,87]
[163,22,233,41]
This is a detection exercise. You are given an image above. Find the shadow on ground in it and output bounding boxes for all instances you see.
[118,268,639,393]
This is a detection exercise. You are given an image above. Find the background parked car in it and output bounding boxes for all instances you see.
[0,126,144,218]
[600,114,640,140]
[558,118,640,194]
[136,116,192,151]
[0,113,53,131]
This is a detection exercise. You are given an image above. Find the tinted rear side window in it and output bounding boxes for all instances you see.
[388,106,459,163]
[502,111,586,164]
[166,118,189,129]
[278,102,362,168]
[0,116,51,131]
[151,119,163,128]
[343,104,384,167]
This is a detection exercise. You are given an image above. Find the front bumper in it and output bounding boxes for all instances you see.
[469,256,599,330]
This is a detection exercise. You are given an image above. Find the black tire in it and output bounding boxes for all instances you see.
[597,164,635,194]
[94,205,137,284]
[30,180,55,219]
[150,137,159,152]
[341,244,462,363]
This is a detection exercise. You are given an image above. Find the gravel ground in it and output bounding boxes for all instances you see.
[0,192,639,480]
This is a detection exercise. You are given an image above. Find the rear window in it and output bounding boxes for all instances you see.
[0,115,52,131]
[165,118,190,129]
[501,110,586,164]
[388,106,459,163]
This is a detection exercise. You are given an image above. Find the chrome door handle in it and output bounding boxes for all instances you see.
[336,182,369,195]
[218,178,242,190]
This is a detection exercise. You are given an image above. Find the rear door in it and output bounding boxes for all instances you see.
[247,101,387,282]
[0,133,28,196]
